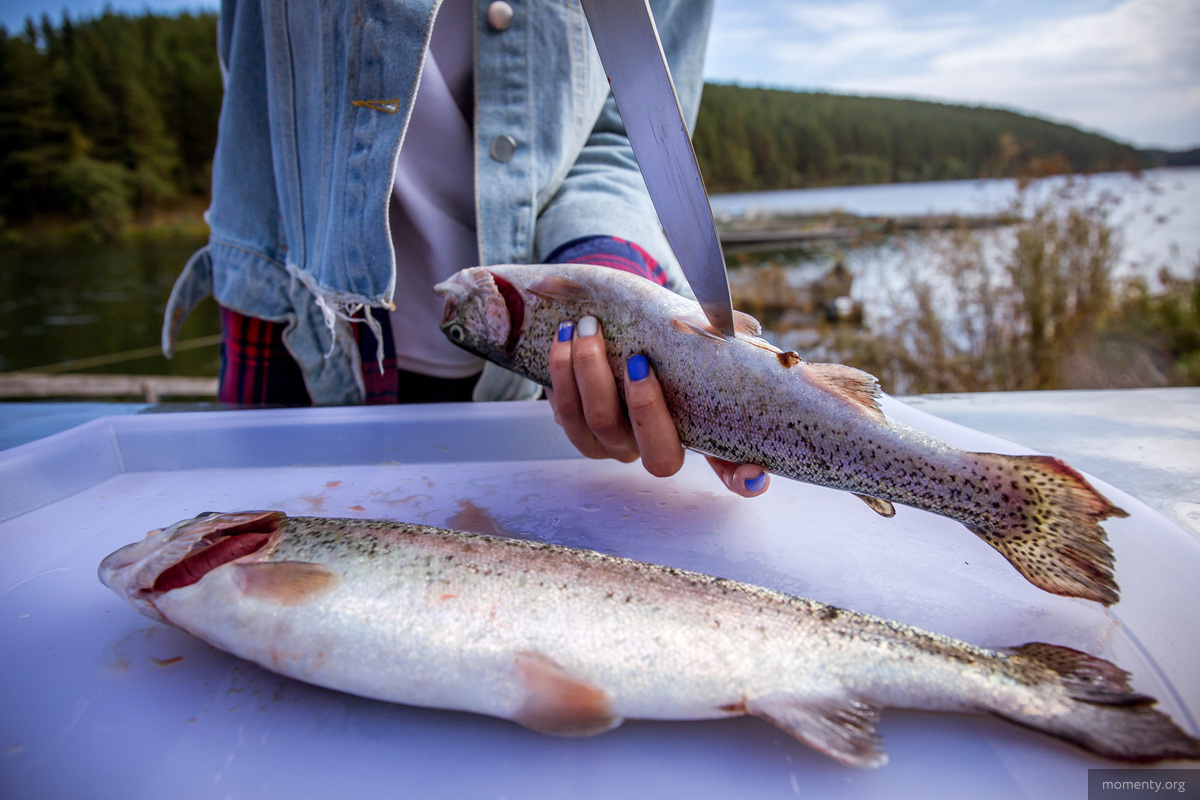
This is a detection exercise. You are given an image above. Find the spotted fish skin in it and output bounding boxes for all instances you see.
[434,264,1127,604]
[98,512,1199,767]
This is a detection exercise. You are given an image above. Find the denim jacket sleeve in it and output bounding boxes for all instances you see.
[163,0,714,404]
[529,0,712,295]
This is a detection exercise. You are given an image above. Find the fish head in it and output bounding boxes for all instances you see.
[98,510,286,623]
[434,267,526,366]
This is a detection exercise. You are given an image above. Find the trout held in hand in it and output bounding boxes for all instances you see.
[99,511,1198,766]
[434,264,1128,604]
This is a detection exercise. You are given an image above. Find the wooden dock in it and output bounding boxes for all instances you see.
[0,373,217,402]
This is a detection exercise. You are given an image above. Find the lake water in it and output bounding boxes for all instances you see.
[0,237,219,377]
[712,167,1200,278]
[1,168,1196,380]
[712,167,1200,349]
[715,166,1196,235]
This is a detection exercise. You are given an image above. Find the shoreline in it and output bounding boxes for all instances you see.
[0,202,210,251]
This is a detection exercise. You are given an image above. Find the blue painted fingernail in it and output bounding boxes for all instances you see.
[557,320,574,342]
[744,471,767,492]
[627,354,650,382]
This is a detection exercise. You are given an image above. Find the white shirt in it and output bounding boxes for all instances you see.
[388,0,482,378]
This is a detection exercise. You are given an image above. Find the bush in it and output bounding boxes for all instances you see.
[830,177,1200,394]
[54,154,135,241]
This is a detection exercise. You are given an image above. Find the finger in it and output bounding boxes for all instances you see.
[704,455,771,498]
[624,354,684,478]
[572,316,638,462]
[548,319,607,459]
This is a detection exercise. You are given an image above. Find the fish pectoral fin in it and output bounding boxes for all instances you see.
[854,494,896,518]
[232,561,338,606]
[800,362,885,423]
[747,692,887,768]
[527,275,592,303]
[512,650,622,737]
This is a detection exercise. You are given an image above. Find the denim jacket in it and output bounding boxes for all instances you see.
[163,0,713,404]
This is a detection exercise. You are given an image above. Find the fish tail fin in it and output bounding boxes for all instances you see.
[966,453,1126,604]
[994,643,1200,763]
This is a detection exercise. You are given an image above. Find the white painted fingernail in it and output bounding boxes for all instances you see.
[576,315,599,337]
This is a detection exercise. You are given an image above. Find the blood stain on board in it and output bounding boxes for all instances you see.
[299,495,328,512]
[446,500,536,540]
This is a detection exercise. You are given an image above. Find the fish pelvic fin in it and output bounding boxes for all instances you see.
[512,651,622,737]
[801,362,885,424]
[966,453,1126,605]
[747,692,887,768]
[993,643,1200,763]
[854,494,897,518]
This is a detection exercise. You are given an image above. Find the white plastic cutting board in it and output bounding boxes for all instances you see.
[1,398,1196,799]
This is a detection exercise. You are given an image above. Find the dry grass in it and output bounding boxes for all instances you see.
[825,178,1200,394]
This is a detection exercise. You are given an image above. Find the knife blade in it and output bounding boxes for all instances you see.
[579,0,736,338]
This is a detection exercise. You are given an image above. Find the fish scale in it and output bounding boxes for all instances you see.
[99,511,1200,767]
[435,263,1127,604]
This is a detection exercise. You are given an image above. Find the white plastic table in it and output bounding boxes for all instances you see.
[1,396,1196,799]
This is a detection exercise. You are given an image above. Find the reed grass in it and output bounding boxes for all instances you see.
[828,178,1200,394]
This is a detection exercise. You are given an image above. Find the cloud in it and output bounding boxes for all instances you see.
[706,0,1200,149]
[779,2,974,66]
[707,0,985,83]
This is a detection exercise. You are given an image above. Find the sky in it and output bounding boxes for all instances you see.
[4,0,1198,150]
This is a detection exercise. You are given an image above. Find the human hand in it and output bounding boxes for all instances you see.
[545,315,769,498]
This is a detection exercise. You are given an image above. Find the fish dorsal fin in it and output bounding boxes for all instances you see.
[672,315,727,342]
[735,310,762,338]
[854,494,896,518]
[512,651,622,737]
[802,362,885,423]
[1004,643,1150,704]
[232,561,338,606]
[672,311,763,343]
[528,275,592,304]
[747,692,887,768]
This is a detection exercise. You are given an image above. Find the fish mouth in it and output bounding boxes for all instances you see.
[438,294,459,326]
[433,272,480,341]
[433,268,524,356]
[99,511,286,621]
[433,276,464,325]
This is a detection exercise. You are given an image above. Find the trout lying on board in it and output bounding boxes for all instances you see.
[99,511,1198,766]
[434,264,1128,604]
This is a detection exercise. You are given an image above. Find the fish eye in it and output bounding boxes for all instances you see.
[447,323,466,344]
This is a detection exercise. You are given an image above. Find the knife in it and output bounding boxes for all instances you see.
[578,0,736,338]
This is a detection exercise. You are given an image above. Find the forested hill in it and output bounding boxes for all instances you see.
[0,11,1185,237]
[693,83,1151,193]
[0,11,222,236]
